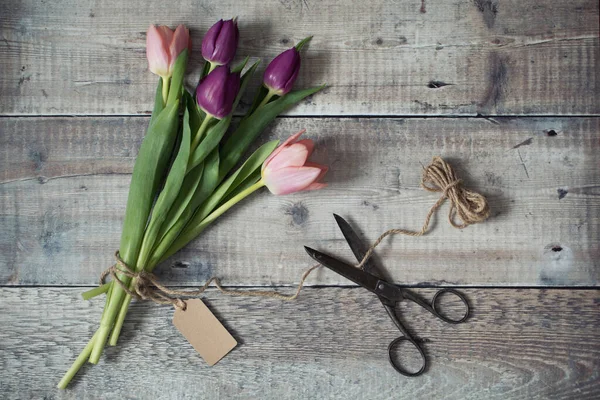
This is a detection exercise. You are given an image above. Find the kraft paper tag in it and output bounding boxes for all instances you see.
[173,299,237,366]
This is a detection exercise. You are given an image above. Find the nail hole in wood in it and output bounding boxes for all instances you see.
[551,246,562,252]
[427,80,450,89]
[546,130,558,137]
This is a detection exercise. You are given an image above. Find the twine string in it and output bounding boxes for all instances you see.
[355,156,490,269]
[99,156,489,308]
[102,252,321,310]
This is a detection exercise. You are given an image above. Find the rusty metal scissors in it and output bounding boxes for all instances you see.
[304,214,470,376]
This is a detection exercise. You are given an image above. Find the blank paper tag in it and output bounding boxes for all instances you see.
[173,299,237,366]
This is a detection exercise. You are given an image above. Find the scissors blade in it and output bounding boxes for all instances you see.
[305,246,382,295]
[333,214,386,279]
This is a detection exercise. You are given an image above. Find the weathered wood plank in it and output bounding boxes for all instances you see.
[0,0,597,116]
[0,288,598,399]
[1,117,598,286]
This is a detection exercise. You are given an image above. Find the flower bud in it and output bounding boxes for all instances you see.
[146,24,190,78]
[196,66,241,119]
[201,18,239,66]
[263,47,301,96]
[262,130,328,195]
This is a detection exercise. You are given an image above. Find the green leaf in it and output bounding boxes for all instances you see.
[295,36,313,51]
[118,100,179,268]
[200,61,211,80]
[246,84,270,117]
[155,161,204,243]
[184,90,203,134]
[167,49,188,106]
[232,56,250,73]
[219,84,325,180]
[233,60,260,112]
[136,102,192,267]
[202,139,278,219]
[159,140,278,263]
[187,116,231,172]
[217,168,262,208]
[150,77,165,126]
[188,148,221,214]
[220,139,278,201]
[148,148,221,270]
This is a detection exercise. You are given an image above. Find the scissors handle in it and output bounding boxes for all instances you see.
[388,336,427,376]
[403,288,470,324]
[431,288,470,323]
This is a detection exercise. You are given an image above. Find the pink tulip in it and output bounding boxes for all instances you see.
[262,130,328,195]
[146,24,190,78]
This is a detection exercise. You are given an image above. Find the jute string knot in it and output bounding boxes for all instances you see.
[421,156,490,229]
[99,156,489,304]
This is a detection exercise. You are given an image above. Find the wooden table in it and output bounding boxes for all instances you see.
[1,0,598,398]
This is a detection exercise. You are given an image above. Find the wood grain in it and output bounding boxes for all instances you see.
[0,0,597,116]
[1,117,598,287]
[0,287,598,399]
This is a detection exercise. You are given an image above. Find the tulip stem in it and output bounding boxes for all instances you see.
[191,115,213,152]
[57,331,98,389]
[108,292,132,346]
[81,283,110,300]
[89,278,130,364]
[162,76,170,105]
[257,90,277,109]
[195,179,265,234]
[207,62,218,74]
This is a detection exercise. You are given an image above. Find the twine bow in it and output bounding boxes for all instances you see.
[356,156,490,269]
[99,156,489,306]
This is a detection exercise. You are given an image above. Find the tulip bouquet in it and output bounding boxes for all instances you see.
[58,19,326,388]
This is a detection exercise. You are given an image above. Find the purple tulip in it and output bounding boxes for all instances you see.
[196,66,241,119]
[263,47,301,96]
[201,18,239,66]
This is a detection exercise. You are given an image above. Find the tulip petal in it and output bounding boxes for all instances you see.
[196,66,240,119]
[264,142,312,171]
[169,25,190,71]
[146,25,171,77]
[304,182,327,191]
[263,48,301,95]
[262,129,305,171]
[213,19,238,65]
[304,162,328,182]
[295,139,315,158]
[283,56,301,94]
[201,19,223,60]
[263,166,322,195]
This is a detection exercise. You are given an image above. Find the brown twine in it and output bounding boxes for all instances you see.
[355,155,490,269]
[99,156,489,308]
[101,251,320,310]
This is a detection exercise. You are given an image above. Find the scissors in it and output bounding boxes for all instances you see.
[304,214,470,376]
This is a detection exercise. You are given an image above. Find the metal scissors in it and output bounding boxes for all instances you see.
[304,214,470,376]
